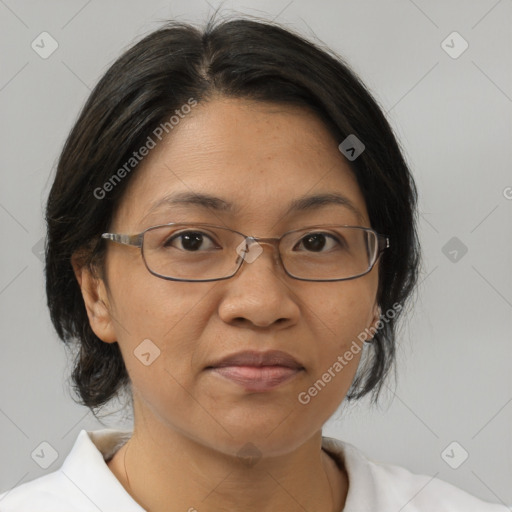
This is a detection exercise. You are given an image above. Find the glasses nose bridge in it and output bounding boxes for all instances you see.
[248,235,281,248]
[243,235,284,266]
[247,235,283,253]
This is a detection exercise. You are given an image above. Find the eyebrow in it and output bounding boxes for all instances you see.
[142,191,365,223]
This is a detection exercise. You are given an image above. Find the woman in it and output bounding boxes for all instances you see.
[0,14,507,512]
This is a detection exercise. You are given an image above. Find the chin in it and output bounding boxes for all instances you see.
[197,418,315,459]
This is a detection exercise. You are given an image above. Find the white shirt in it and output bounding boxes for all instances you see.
[0,429,508,511]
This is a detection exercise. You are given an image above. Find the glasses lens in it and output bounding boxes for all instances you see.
[281,226,377,280]
[141,224,379,281]
[142,224,242,280]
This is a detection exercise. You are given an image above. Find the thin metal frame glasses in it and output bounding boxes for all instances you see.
[101,222,390,282]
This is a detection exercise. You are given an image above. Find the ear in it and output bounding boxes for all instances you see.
[368,302,382,340]
[71,253,117,344]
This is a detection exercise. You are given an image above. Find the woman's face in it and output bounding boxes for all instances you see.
[86,97,380,456]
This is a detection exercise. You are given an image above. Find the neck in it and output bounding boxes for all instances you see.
[108,421,347,512]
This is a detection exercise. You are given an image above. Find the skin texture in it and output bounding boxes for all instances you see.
[73,96,381,512]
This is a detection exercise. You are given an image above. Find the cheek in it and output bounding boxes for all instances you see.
[308,276,378,348]
[108,277,217,433]
[105,256,218,383]
[107,250,212,337]
[298,277,377,404]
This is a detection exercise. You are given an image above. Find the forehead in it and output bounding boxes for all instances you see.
[112,97,369,231]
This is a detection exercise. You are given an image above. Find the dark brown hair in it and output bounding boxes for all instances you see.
[45,13,420,412]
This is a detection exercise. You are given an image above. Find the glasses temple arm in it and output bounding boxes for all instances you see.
[101,233,143,247]
[378,235,390,253]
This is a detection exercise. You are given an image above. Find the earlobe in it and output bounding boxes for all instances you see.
[371,304,382,329]
[366,303,382,343]
[71,254,117,344]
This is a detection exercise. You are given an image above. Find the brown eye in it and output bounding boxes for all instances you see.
[164,231,219,251]
[294,232,345,252]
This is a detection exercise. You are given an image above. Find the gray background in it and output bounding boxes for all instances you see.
[1,0,511,507]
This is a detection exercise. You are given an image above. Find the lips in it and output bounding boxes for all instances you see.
[207,350,303,370]
[206,350,304,392]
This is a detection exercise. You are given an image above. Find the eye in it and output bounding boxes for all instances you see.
[163,230,220,252]
[294,232,346,252]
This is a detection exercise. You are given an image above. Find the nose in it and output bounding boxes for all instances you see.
[217,240,300,329]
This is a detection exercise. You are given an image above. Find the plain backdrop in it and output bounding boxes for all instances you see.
[0,0,511,506]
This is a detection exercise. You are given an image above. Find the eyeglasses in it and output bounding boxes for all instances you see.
[101,223,389,282]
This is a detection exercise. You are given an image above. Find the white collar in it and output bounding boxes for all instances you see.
[60,429,143,510]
